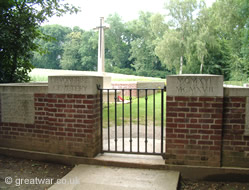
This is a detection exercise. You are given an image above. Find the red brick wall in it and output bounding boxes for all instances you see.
[166,96,223,167]
[222,97,249,167]
[112,83,138,97]
[0,93,101,157]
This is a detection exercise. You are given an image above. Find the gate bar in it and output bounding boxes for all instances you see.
[153,89,155,153]
[145,89,148,153]
[122,89,125,152]
[137,89,140,153]
[130,89,132,152]
[100,89,103,153]
[114,89,117,151]
[161,89,164,154]
[107,89,110,151]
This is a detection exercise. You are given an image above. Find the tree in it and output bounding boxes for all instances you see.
[156,0,205,74]
[210,0,249,81]
[0,0,78,83]
[32,25,72,69]
[60,27,98,71]
[105,14,133,71]
[79,30,98,71]
[60,29,83,70]
[156,30,184,72]
[150,13,168,39]
[240,0,249,62]
[204,39,232,80]
[128,12,168,77]
[184,6,218,74]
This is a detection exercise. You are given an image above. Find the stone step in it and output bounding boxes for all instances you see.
[95,153,165,166]
[49,164,180,190]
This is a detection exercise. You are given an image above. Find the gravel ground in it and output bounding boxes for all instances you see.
[0,155,73,190]
[1,154,249,190]
[179,179,249,190]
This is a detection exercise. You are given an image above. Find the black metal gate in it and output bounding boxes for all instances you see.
[98,86,165,156]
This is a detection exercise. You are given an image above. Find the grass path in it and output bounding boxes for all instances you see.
[102,92,166,127]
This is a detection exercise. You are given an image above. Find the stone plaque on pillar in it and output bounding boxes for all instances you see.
[48,75,103,94]
[167,74,223,97]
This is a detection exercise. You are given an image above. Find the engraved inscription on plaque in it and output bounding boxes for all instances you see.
[167,75,223,97]
[50,77,88,93]
[1,94,34,124]
[176,77,214,95]
[48,76,103,94]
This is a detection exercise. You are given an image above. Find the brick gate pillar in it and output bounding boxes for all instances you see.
[166,75,223,167]
[44,75,103,157]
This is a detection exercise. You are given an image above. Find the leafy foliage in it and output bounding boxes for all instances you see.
[13,0,248,81]
[128,12,171,77]
[32,25,72,69]
[209,0,249,81]
[105,14,132,70]
[60,29,98,71]
[60,30,83,70]
[0,0,78,83]
[156,0,248,81]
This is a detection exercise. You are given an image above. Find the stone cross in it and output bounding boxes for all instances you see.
[94,17,109,73]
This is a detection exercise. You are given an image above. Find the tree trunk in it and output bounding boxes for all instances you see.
[200,63,203,74]
[200,56,204,74]
[180,56,183,74]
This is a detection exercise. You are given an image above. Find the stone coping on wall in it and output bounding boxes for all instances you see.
[0,82,48,86]
[224,87,249,97]
[0,83,48,94]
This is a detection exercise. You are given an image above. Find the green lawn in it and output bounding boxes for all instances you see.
[102,92,166,127]
[29,68,165,82]
[224,81,247,86]
[29,74,48,82]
